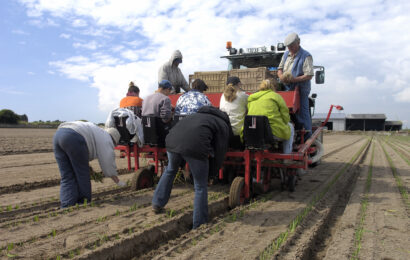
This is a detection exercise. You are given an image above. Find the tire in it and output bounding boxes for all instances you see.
[229,177,245,208]
[309,139,324,168]
[288,174,296,192]
[130,167,154,190]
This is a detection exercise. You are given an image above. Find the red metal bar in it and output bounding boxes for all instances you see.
[244,149,251,199]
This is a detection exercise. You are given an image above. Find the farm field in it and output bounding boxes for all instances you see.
[0,128,409,259]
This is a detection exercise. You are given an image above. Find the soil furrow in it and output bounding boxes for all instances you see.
[272,137,371,260]
[358,139,409,260]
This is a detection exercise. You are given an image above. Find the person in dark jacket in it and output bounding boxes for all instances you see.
[152,106,232,229]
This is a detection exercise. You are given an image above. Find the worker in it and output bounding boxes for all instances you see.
[142,79,173,124]
[119,81,143,118]
[246,79,294,155]
[277,32,314,139]
[175,79,211,116]
[152,106,232,229]
[158,50,190,94]
[219,76,249,149]
[53,121,126,208]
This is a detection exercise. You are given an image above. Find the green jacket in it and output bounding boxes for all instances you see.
[246,90,291,140]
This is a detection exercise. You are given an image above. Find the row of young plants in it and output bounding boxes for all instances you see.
[351,141,375,259]
[1,187,196,257]
[379,139,410,209]
[259,137,371,260]
[53,190,227,260]
[383,137,410,166]
[0,180,136,226]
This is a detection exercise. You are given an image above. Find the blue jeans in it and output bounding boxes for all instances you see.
[152,151,209,229]
[53,128,91,208]
[296,86,312,139]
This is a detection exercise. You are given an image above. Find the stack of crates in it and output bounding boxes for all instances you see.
[189,67,277,93]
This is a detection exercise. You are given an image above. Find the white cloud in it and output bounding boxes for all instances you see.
[12,29,30,35]
[0,87,26,95]
[394,88,410,103]
[72,19,87,27]
[27,71,35,75]
[73,41,99,50]
[59,33,71,39]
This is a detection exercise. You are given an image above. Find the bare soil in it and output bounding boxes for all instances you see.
[0,129,408,259]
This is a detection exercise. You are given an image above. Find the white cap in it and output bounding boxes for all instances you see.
[106,128,120,145]
[284,32,299,46]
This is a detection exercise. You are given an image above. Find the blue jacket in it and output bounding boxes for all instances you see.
[283,47,311,91]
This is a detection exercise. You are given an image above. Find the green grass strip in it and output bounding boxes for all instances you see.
[383,137,410,166]
[379,140,410,208]
[351,141,374,260]
[259,138,371,260]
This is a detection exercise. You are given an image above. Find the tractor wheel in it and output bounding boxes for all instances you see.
[130,167,154,190]
[229,177,245,208]
[287,173,296,192]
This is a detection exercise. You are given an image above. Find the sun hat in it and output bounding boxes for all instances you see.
[284,32,299,46]
[159,79,172,89]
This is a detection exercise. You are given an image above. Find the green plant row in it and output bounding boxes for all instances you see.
[259,138,371,260]
[379,140,410,208]
[351,141,375,259]
[383,137,410,166]
[49,191,225,260]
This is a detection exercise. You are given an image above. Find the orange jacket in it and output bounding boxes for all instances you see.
[119,96,143,108]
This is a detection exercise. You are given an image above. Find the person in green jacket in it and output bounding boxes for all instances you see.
[246,79,294,154]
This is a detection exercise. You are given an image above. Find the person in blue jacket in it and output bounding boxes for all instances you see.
[277,32,314,139]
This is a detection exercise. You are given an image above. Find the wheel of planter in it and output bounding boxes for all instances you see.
[130,167,154,190]
[229,177,245,208]
[287,174,296,192]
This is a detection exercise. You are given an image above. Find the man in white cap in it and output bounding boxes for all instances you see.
[53,121,126,208]
[277,32,314,139]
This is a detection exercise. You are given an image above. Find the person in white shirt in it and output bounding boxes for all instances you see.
[53,121,126,208]
[219,76,249,149]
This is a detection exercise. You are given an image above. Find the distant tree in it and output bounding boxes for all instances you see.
[0,109,20,124]
[19,114,28,122]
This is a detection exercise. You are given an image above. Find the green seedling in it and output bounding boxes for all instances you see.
[130,203,137,212]
[7,243,14,252]
[14,205,19,210]
[115,234,120,240]
[83,198,88,207]
[75,203,79,210]
[51,229,56,237]
[7,205,12,212]
[90,201,95,207]
[116,210,120,216]
[56,255,61,260]
[69,250,75,258]
[33,215,39,222]
[166,209,176,218]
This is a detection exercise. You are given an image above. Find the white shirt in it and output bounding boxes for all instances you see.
[219,91,249,136]
[59,121,117,177]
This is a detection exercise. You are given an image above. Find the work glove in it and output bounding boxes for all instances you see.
[117,180,127,187]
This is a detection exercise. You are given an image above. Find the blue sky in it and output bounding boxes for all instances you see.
[1,0,409,127]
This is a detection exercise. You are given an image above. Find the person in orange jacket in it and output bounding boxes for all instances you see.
[120,81,143,117]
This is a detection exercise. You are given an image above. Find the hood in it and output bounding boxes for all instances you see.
[169,50,183,63]
[248,90,273,102]
[197,106,230,126]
